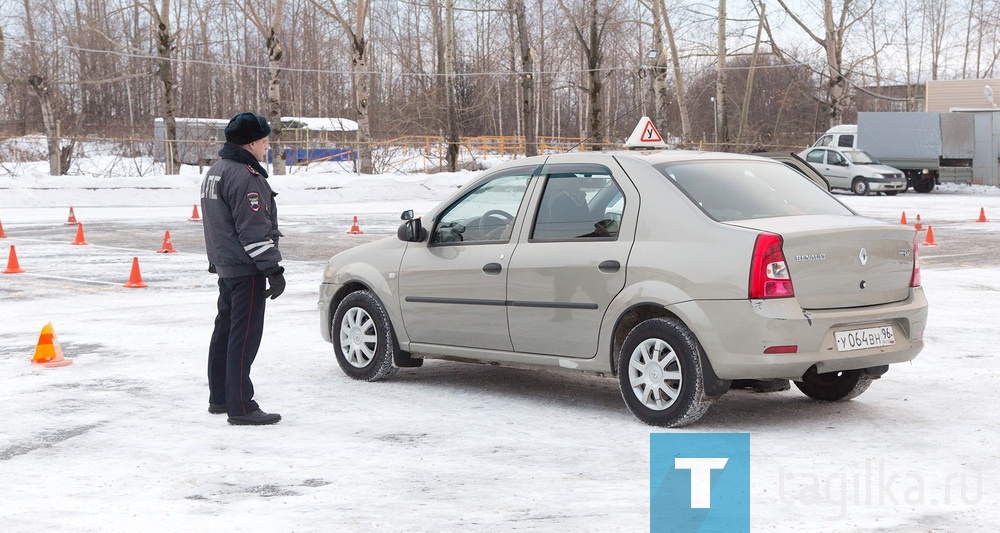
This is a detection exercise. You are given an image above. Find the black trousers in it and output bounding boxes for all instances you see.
[208,274,267,416]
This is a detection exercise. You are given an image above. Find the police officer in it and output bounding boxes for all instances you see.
[200,112,285,425]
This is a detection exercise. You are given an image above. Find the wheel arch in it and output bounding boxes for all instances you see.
[609,303,730,398]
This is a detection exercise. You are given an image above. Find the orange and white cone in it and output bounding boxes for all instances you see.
[899,211,907,225]
[157,230,177,253]
[123,257,148,288]
[977,208,988,223]
[346,216,364,234]
[914,215,923,231]
[65,206,79,225]
[72,223,89,245]
[32,322,73,368]
[188,205,202,222]
[3,245,25,274]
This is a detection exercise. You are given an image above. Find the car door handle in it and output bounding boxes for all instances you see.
[598,260,620,273]
[482,262,503,275]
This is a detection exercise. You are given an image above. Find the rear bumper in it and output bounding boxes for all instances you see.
[673,288,928,380]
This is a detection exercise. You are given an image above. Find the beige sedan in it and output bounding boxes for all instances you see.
[319,151,927,427]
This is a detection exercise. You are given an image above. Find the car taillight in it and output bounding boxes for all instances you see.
[910,232,921,287]
[749,233,794,299]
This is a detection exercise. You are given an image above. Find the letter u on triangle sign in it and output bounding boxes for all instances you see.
[624,117,667,149]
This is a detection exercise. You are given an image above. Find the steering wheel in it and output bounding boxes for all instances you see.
[477,209,515,239]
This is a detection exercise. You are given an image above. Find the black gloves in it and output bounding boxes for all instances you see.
[264,266,285,300]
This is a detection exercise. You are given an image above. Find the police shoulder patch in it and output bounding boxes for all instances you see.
[246,192,262,211]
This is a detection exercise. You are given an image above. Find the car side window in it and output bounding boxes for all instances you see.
[827,151,844,166]
[814,135,833,147]
[837,134,854,147]
[532,172,623,240]
[432,171,531,245]
[805,149,825,164]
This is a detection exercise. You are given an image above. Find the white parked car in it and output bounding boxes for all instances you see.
[800,146,907,196]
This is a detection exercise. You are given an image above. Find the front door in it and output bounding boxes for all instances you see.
[398,168,535,351]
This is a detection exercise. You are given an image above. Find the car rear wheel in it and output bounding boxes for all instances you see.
[332,290,398,381]
[618,318,710,427]
[794,368,872,401]
[851,178,870,196]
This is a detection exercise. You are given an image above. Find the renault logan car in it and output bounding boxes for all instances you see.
[319,150,927,427]
[800,146,907,196]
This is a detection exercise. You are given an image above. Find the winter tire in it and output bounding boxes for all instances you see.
[852,178,870,196]
[332,290,398,381]
[914,178,935,193]
[794,368,872,402]
[618,318,710,427]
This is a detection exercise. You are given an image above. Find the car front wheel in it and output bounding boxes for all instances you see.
[794,368,872,401]
[852,178,870,196]
[332,290,398,381]
[618,318,710,427]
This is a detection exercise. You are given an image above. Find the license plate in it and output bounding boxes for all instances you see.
[834,326,896,352]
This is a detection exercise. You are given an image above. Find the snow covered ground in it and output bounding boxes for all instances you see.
[1,155,999,532]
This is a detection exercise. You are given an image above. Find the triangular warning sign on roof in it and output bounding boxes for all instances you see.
[624,117,667,149]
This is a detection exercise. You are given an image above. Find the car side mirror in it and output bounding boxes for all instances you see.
[397,217,426,242]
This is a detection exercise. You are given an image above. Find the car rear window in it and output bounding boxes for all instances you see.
[654,160,854,221]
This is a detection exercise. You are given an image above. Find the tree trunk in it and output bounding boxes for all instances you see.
[716,0,730,151]
[266,27,286,175]
[445,0,459,171]
[659,0,690,141]
[354,37,373,173]
[151,0,180,175]
[513,0,537,157]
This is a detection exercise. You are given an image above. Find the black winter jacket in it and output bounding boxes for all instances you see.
[200,144,283,278]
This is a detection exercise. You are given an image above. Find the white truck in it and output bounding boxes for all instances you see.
[812,112,975,193]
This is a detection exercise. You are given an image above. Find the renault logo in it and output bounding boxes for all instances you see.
[859,248,868,266]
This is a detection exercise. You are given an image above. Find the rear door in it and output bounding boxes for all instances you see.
[505,159,639,358]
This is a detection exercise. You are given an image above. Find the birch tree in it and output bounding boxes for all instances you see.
[310,0,373,173]
[241,0,288,175]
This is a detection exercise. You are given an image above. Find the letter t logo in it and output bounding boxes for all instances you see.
[674,457,729,508]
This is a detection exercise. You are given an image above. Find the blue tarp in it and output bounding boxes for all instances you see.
[269,148,356,165]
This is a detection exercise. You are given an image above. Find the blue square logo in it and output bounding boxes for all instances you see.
[650,433,750,532]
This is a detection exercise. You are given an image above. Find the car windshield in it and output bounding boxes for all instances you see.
[842,150,880,164]
[654,160,854,222]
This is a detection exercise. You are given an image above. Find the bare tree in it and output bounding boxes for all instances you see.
[310,0,373,173]
[241,0,288,175]
[643,0,690,141]
[773,0,876,127]
[133,0,182,174]
[716,0,729,150]
[511,0,538,156]
[557,0,619,150]
[0,2,71,175]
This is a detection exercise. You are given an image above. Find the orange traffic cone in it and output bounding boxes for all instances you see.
[914,215,923,231]
[0,219,7,238]
[899,211,907,225]
[32,322,73,368]
[72,223,89,245]
[977,208,988,223]
[346,216,364,234]
[123,257,148,288]
[3,245,24,274]
[188,204,202,222]
[157,230,177,253]
[922,226,938,246]
[65,206,79,225]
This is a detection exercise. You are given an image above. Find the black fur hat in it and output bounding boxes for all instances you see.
[224,112,271,145]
